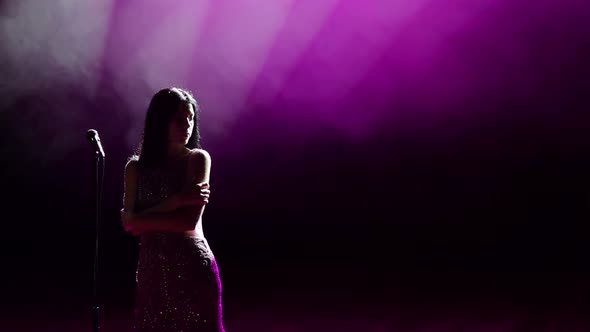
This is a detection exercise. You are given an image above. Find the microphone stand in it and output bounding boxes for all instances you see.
[92,150,105,332]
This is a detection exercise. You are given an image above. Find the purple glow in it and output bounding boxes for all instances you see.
[1,0,589,154]
[2,2,589,331]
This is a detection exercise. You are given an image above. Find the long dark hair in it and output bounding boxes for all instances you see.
[133,87,201,168]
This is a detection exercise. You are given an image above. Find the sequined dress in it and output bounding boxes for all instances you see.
[134,160,224,332]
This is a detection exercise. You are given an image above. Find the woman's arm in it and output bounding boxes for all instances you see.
[120,159,202,234]
[121,150,211,234]
[180,149,212,224]
[121,158,139,223]
[121,185,210,233]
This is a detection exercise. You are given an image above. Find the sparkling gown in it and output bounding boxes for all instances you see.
[133,159,224,332]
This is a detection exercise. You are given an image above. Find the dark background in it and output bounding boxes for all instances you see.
[2,1,590,331]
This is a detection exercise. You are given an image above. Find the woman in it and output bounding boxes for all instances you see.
[121,87,225,331]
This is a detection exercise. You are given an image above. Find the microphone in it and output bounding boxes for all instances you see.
[86,129,105,158]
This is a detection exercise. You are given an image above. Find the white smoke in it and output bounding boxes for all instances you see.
[0,0,114,101]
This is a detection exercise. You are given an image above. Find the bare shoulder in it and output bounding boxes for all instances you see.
[187,149,211,183]
[188,148,211,164]
[125,157,139,174]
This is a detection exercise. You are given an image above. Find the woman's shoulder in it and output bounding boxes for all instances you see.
[187,149,211,173]
[125,155,140,168]
[187,148,211,161]
[125,154,139,165]
[124,156,140,179]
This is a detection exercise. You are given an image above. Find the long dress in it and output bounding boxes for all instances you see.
[133,159,225,332]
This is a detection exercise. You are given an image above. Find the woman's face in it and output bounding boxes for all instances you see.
[168,102,195,146]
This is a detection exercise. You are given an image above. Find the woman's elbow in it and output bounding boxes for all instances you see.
[120,209,136,224]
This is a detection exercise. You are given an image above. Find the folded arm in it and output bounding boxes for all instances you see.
[121,150,211,234]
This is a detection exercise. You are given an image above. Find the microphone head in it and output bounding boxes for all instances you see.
[86,129,105,157]
[87,129,99,140]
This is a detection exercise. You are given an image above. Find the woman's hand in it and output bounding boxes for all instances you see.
[146,182,209,212]
[176,182,210,207]
[194,181,211,204]
[119,183,210,236]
